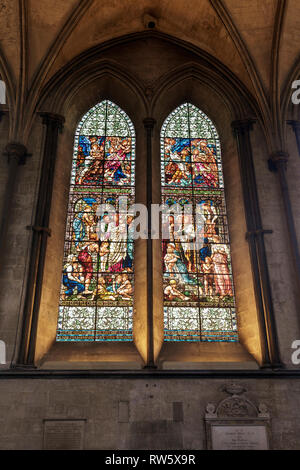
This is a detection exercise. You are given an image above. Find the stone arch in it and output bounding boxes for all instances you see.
[33,70,148,367]
[151,93,262,367]
[21,32,272,368]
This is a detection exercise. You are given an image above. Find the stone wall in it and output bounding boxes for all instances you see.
[0,377,299,450]
[0,12,300,452]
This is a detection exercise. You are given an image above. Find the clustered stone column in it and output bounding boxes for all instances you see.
[287,120,300,157]
[143,117,157,369]
[232,119,282,369]
[268,150,300,292]
[16,112,64,368]
[0,141,30,269]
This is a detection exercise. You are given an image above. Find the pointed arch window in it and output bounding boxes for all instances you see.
[56,100,135,342]
[161,103,238,342]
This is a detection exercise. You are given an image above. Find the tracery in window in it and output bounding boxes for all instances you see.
[56,100,135,342]
[161,103,238,342]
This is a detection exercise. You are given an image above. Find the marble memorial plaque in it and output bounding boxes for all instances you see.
[211,425,269,450]
[43,419,86,450]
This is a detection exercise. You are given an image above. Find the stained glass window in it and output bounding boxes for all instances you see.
[161,103,238,342]
[56,100,135,341]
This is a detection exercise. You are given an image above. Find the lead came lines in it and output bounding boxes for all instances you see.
[161,103,238,342]
[57,101,135,342]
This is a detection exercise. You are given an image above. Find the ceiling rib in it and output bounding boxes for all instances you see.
[23,0,94,143]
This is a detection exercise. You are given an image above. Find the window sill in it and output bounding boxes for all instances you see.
[37,340,259,370]
[158,341,259,370]
[38,341,144,370]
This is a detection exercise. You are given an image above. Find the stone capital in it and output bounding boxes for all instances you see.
[0,108,8,122]
[3,142,30,165]
[39,112,65,132]
[231,118,256,136]
[269,150,289,172]
[143,117,156,130]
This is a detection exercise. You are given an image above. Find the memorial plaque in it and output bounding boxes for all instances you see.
[211,425,269,450]
[43,419,86,450]
[204,384,272,450]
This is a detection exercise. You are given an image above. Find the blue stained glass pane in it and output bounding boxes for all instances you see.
[56,100,135,342]
[161,103,238,343]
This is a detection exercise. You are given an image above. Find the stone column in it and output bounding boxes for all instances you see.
[143,117,157,369]
[16,112,64,367]
[269,150,300,293]
[232,119,282,369]
[287,120,300,157]
[0,142,30,269]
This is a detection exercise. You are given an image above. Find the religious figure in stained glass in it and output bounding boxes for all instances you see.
[56,100,135,342]
[161,103,238,342]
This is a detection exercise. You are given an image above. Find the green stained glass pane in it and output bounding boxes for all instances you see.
[56,100,135,342]
[161,103,238,343]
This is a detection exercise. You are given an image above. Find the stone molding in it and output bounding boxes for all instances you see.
[3,142,29,165]
[205,383,270,420]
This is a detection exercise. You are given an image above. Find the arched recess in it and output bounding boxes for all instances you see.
[34,71,148,368]
[149,76,262,368]
[26,32,270,369]
[0,45,16,141]
[281,55,300,123]
[0,49,15,111]
[281,54,300,151]
[283,79,300,317]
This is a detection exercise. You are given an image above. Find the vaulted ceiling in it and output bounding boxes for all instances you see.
[0,0,299,148]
